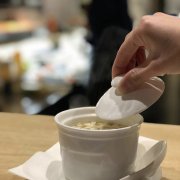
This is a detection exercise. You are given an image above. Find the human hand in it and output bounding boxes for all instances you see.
[112,12,180,93]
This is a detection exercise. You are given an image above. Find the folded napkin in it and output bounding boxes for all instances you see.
[9,136,162,180]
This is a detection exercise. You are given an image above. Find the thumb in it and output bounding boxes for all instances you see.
[118,61,161,93]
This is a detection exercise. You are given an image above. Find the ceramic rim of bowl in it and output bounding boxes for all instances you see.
[54,107,143,138]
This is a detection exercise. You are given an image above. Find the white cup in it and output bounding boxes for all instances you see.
[54,107,143,180]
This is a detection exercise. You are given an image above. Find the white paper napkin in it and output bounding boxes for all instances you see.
[9,136,162,180]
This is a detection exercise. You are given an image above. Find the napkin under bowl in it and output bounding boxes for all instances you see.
[9,136,163,180]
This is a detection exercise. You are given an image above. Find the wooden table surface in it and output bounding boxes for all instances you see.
[0,112,180,180]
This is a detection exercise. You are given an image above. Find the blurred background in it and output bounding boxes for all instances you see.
[0,0,180,124]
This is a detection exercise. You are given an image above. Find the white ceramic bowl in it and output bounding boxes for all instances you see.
[54,107,143,180]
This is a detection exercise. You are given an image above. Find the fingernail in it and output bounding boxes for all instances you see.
[111,76,122,87]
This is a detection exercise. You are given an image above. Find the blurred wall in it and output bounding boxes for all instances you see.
[128,0,180,27]
[43,0,87,29]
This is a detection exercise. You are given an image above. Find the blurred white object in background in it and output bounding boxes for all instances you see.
[0,27,92,91]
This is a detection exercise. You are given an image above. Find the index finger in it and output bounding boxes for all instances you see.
[112,30,143,78]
